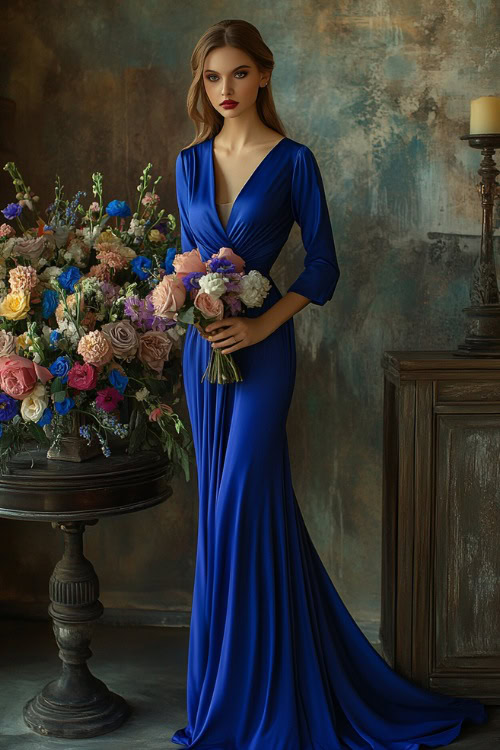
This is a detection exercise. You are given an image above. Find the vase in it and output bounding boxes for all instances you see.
[46,411,102,463]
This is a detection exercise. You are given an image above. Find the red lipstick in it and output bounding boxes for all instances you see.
[221,100,239,109]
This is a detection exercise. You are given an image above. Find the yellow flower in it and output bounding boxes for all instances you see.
[97,229,120,245]
[0,291,31,320]
[16,332,33,352]
[148,229,164,243]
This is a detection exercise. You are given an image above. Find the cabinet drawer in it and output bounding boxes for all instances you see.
[436,380,500,404]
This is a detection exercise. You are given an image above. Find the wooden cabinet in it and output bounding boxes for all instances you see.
[380,351,500,704]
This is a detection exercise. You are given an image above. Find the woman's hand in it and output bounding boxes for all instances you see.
[204,316,272,354]
[194,322,212,340]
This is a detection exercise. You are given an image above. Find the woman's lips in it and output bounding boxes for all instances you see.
[221,101,239,109]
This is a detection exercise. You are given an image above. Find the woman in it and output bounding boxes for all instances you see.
[171,19,488,750]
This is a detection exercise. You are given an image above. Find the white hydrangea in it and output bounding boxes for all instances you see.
[127,217,145,238]
[63,239,86,267]
[79,224,102,249]
[0,238,17,260]
[238,270,272,308]
[57,318,80,348]
[0,259,7,280]
[39,265,62,282]
[198,272,228,299]
[41,324,53,343]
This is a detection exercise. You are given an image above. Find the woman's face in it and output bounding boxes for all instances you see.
[203,45,269,119]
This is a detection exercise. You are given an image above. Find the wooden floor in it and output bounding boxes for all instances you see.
[0,619,498,749]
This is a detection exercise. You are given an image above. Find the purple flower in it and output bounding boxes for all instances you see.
[206,257,236,274]
[2,203,22,220]
[123,294,144,322]
[0,392,20,422]
[181,271,204,293]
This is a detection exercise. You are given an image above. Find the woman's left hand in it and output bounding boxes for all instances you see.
[205,316,271,354]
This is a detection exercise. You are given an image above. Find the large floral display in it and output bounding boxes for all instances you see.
[0,161,193,480]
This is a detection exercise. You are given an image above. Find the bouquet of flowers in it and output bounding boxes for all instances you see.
[155,247,271,385]
[0,160,193,480]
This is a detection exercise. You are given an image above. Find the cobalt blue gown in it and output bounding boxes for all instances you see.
[170,135,488,750]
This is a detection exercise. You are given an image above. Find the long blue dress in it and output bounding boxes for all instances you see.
[170,135,488,750]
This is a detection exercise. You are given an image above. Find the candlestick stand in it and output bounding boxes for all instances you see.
[455,133,500,357]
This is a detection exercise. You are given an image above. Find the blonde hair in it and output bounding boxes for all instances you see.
[182,19,287,148]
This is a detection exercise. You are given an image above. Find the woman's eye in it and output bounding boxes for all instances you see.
[206,72,247,82]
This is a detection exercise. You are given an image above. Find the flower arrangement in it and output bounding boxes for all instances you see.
[157,247,271,384]
[0,161,193,479]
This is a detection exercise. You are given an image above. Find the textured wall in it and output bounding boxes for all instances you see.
[0,1,498,625]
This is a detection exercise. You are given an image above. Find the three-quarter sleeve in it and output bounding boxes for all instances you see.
[287,145,340,306]
[175,150,197,254]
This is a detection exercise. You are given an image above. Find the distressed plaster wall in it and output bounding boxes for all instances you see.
[0,1,498,624]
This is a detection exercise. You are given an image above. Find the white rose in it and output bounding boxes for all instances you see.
[21,386,48,422]
[198,272,228,299]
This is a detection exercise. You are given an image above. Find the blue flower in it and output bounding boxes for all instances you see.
[59,265,82,292]
[1,202,22,220]
[105,200,132,218]
[108,368,128,394]
[164,247,177,274]
[130,255,152,280]
[49,356,72,384]
[42,289,59,319]
[37,407,53,427]
[55,396,75,416]
[49,330,62,349]
[0,393,18,422]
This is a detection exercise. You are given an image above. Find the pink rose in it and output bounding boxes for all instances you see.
[210,247,245,273]
[96,386,123,413]
[151,275,186,318]
[67,362,97,391]
[149,403,174,422]
[172,248,206,278]
[194,291,224,320]
[138,331,173,374]
[0,354,53,400]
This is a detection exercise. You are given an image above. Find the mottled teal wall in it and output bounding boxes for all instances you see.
[0,1,498,625]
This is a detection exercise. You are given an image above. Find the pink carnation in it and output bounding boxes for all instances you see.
[9,265,38,293]
[0,224,15,238]
[77,330,113,367]
[96,386,123,413]
[95,246,129,271]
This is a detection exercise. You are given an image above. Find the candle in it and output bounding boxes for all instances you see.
[470,95,500,135]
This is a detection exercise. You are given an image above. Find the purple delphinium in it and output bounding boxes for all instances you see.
[0,393,20,422]
[2,202,22,220]
[206,257,236,274]
[181,271,204,294]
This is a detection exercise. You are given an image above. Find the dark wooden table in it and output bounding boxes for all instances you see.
[0,447,173,739]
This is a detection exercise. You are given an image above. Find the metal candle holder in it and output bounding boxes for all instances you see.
[455,133,500,357]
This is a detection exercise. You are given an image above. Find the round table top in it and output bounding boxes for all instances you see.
[0,447,174,521]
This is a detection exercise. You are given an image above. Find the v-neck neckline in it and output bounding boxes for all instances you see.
[209,135,288,236]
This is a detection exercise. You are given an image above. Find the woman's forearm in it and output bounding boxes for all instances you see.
[259,291,311,337]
